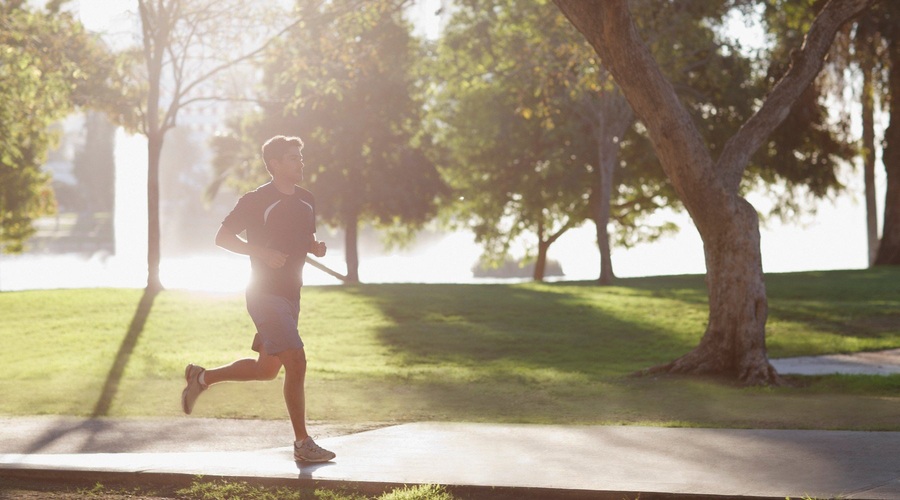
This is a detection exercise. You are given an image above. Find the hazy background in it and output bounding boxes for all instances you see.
[0,0,886,292]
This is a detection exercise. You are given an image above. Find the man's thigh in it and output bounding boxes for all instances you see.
[247,292,304,355]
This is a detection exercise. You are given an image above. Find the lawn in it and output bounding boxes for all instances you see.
[1,268,898,430]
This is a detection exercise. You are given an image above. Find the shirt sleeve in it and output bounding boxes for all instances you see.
[220,192,255,235]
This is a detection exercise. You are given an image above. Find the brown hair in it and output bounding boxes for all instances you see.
[261,135,304,173]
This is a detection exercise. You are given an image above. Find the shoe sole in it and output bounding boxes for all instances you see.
[294,454,335,463]
[181,365,196,415]
[181,388,191,415]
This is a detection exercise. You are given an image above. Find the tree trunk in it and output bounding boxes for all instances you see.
[344,212,360,283]
[140,0,165,293]
[146,132,163,292]
[859,17,880,266]
[654,198,780,385]
[593,138,616,285]
[583,83,631,286]
[875,37,900,265]
[534,240,549,281]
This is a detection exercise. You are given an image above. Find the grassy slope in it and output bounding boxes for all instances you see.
[1,268,898,430]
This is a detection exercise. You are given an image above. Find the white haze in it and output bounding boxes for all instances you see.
[0,127,876,293]
[0,1,883,292]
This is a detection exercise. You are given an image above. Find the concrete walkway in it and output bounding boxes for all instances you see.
[771,348,900,376]
[3,352,899,499]
[2,417,900,499]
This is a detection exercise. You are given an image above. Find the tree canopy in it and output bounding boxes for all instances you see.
[555,0,872,385]
[0,2,116,253]
[212,0,448,283]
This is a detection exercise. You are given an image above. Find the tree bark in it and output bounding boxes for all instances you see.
[534,239,549,282]
[555,0,871,385]
[344,211,360,283]
[592,142,615,285]
[875,36,900,265]
[146,132,163,292]
[858,15,880,266]
[659,198,779,385]
[588,92,632,286]
[140,0,168,293]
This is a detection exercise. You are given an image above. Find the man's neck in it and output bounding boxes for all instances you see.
[272,177,296,195]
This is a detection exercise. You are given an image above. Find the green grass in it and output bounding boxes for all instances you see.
[13,479,457,500]
[176,479,456,500]
[1,268,898,430]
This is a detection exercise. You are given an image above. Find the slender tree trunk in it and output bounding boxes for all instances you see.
[534,240,549,281]
[593,141,615,285]
[859,17,880,266]
[584,87,631,286]
[146,133,163,292]
[140,0,166,292]
[875,38,900,265]
[344,212,360,283]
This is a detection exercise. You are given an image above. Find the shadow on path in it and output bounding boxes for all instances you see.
[92,288,159,418]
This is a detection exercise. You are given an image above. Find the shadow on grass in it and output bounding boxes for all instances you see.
[342,282,702,378]
[310,274,900,426]
[21,289,159,452]
[92,287,159,417]
[763,269,900,339]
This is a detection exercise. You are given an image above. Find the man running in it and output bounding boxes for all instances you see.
[181,135,335,463]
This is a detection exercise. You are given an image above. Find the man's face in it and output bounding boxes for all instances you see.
[273,145,304,183]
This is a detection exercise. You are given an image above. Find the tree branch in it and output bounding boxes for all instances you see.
[715,0,872,193]
[554,0,719,229]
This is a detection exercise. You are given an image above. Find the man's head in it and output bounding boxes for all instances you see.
[262,135,305,182]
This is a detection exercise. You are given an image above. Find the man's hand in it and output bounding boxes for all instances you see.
[311,240,327,258]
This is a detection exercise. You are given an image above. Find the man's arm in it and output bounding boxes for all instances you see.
[215,225,287,269]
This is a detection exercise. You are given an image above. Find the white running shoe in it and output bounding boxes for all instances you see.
[181,364,206,415]
[294,436,336,462]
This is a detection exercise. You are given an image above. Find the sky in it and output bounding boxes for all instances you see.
[0,0,887,292]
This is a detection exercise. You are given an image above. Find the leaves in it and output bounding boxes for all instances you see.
[0,5,115,253]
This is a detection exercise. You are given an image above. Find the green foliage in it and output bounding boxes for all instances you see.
[745,1,859,219]
[0,2,118,253]
[177,479,454,500]
[212,0,448,252]
[429,0,593,269]
[428,0,767,271]
[379,485,456,500]
[1,269,898,429]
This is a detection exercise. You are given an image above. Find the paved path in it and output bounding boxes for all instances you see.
[3,352,899,498]
[2,418,900,499]
[771,348,900,376]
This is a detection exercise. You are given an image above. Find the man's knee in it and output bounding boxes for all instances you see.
[253,353,282,381]
[278,348,307,377]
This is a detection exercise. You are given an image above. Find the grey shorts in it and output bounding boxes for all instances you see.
[246,291,304,355]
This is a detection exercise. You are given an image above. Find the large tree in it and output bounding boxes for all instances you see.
[123,0,293,291]
[854,11,886,265]
[432,0,771,284]
[758,1,899,266]
[430,0,595,281]
[555,0,872,385]
[212,0,447,283]
[0,2,116,253]
[756,1,877,261]
[873,2,900,265]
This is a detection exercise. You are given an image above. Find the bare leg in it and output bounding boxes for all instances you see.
[203,351,282,385]
[277,347,308,441]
